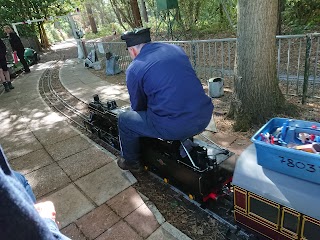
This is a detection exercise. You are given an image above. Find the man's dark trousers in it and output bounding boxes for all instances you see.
[16,49,30,72]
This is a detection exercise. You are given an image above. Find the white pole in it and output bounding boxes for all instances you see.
[12,24,19,36]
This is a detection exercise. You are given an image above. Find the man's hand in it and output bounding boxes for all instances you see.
[34,201,57,223]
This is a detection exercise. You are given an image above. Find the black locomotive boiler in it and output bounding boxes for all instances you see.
[84,94,234,202]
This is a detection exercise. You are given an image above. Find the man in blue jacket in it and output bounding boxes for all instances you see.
[118,28,213,172]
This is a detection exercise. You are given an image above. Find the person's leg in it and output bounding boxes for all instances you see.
[0,68,9,92]
[13,171,36,203]
[118,110,161,166]
[16,50,30,72]
[1,62,14,89]
[0,68,5,82]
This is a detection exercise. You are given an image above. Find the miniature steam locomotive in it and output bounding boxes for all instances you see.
[84,94,233,202]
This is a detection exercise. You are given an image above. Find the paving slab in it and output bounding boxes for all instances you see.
[145,201,166,225]
[0,114,30,138]
[95,220,142,240]
[9,148,54,174]
[60,81,88,97]
[0,103,21,119]
[147,222,192,240]
[44,135,92,161]
[0,92,24,105]
[17,98,52,115]
[60,223,87,240]
[13,91,41,103]
[24,111,66,131]
[31,121,80,146]
[89,82,129,100]
[58,146,113,181]
[26,162,71,198]
[107,186,145,218]
[60,59,130,104]
[39,184,95,228]
[75,204,120,239]
[125,203,160,238]
[0,130,43,160]
[75,162,136,205]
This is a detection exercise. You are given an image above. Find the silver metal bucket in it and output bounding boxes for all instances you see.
[208,77,224,98]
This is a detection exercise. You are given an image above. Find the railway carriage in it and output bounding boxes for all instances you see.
[232,144,320,240]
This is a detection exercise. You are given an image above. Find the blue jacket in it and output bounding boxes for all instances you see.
[0,146,70,240]
[126,43,213,139]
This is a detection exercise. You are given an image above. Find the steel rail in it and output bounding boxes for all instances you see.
[39,63,87,130]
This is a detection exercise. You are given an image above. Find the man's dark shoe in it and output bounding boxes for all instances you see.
[24,70,31,74]
[117,158,142,172]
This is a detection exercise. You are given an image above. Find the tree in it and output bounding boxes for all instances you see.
[140,0,148,23]
[228,0,285,131]
[131,0,142,27]
[109,0,142,29]
[85,3,98,34]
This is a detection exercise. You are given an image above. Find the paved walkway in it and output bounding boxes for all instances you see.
[0,58,251,240]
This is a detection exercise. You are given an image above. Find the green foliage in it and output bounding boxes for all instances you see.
[44,19,71,43]
[283,0,320,33]
[84,23,123,40]
[0,0,78,37]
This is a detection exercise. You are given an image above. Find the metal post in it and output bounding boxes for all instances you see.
[302,34,312,104]
[192,42,197,71]
[286,39,291,95]
[12,24,19,36]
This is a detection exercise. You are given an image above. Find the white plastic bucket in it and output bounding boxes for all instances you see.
[208,77,224,98]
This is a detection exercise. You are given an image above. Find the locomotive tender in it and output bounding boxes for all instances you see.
[85,95,320,239]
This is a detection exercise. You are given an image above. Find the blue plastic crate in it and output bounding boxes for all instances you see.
[251,117,320,184]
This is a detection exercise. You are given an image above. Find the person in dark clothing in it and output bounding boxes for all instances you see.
[3,25,30,73]
[0,38,14,92]
[0,145,70,240]
[117,28,214,172]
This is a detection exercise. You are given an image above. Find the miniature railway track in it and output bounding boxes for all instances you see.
[38,61,250,240]
[39,61,88,129]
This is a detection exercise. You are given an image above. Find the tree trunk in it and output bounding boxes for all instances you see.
[140,0,148,23]
[219,3,224,23]
[85,3,98,34]
[130,0,143,27]
[110,0,136,29]
[38,22,50,49]
[228,0,285,131]
[110,1,127,30]
[277,0,286,35]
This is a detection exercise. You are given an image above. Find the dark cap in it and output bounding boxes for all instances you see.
[121,28,151,48]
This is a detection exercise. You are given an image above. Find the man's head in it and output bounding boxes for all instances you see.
[121,28,151,59]
[3,25,13,34]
